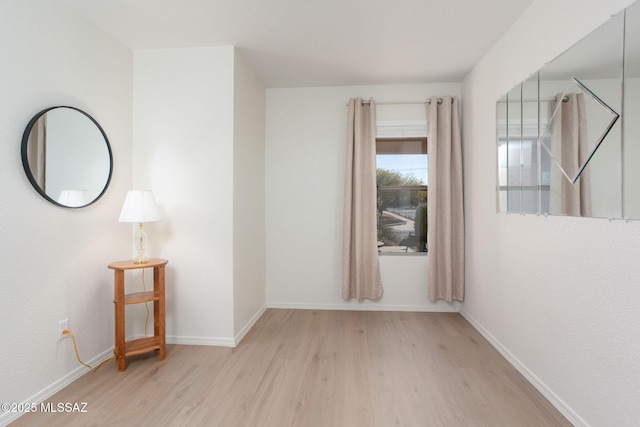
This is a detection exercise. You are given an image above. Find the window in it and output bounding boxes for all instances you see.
[497,136,551,214]
[376,138,428,253]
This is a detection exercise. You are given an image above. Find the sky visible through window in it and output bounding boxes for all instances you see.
[376,154,428,184]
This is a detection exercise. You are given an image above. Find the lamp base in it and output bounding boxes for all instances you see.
[133,223,149,264]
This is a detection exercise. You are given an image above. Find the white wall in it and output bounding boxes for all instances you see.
[624,78,640,217]
[265,84,460,311]
[233,51,267,340]
[133,46,267,346]
[461,0,640,425]
[0,1,132,424]
[133,47,237,345]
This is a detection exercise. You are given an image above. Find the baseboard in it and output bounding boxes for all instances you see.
[0,346,115,427]
[166,304,268,348]
[460,309,589,427]
[166,335,236,347]
[267,301,460,312]
[234,304,267,346]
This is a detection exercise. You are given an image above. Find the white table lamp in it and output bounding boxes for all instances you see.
[118,190,161,264]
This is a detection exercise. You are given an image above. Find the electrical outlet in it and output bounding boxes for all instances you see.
[58,319,69,341]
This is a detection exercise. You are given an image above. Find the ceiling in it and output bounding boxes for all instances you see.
[59,0,536,88]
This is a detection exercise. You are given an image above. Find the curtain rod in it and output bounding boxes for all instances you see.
[498,96,569,103]
[346,98,453,106]
[361,98,452,105]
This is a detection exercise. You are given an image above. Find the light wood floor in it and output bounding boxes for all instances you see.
[12,309,570,426]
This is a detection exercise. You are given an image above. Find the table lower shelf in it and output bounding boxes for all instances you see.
[122,336,161,357]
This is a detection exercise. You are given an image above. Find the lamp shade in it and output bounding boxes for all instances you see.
[58,190,90,207]
[118,190,161,223]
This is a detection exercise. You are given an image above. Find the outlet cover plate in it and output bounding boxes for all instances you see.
[58,319,69,340]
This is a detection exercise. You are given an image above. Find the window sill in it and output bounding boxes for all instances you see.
[378,251,428,257]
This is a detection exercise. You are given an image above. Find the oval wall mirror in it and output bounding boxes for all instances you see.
[21,106,113,208]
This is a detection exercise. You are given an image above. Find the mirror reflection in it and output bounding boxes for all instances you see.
[496,2,635,219]
[624,0,640,218]
[497,74,551,215]
[21,106,113,208]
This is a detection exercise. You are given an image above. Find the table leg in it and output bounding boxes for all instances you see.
[114,269,126,371]
[155,265,166,360]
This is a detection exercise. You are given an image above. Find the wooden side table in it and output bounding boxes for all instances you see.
[108,258,168,371]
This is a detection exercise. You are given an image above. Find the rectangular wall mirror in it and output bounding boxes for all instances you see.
[496,0,639,219]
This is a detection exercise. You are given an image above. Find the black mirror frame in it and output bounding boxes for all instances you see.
[21,106,113,209]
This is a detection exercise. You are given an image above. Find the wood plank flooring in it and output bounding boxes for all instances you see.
[11,309,571,426]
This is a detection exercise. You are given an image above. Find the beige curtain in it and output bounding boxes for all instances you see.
[342,98,383,301]
[550,93,591,216]
[427,96,464,302]
[27,114,47,190]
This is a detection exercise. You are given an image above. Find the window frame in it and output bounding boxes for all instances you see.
[375,137,428,255]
